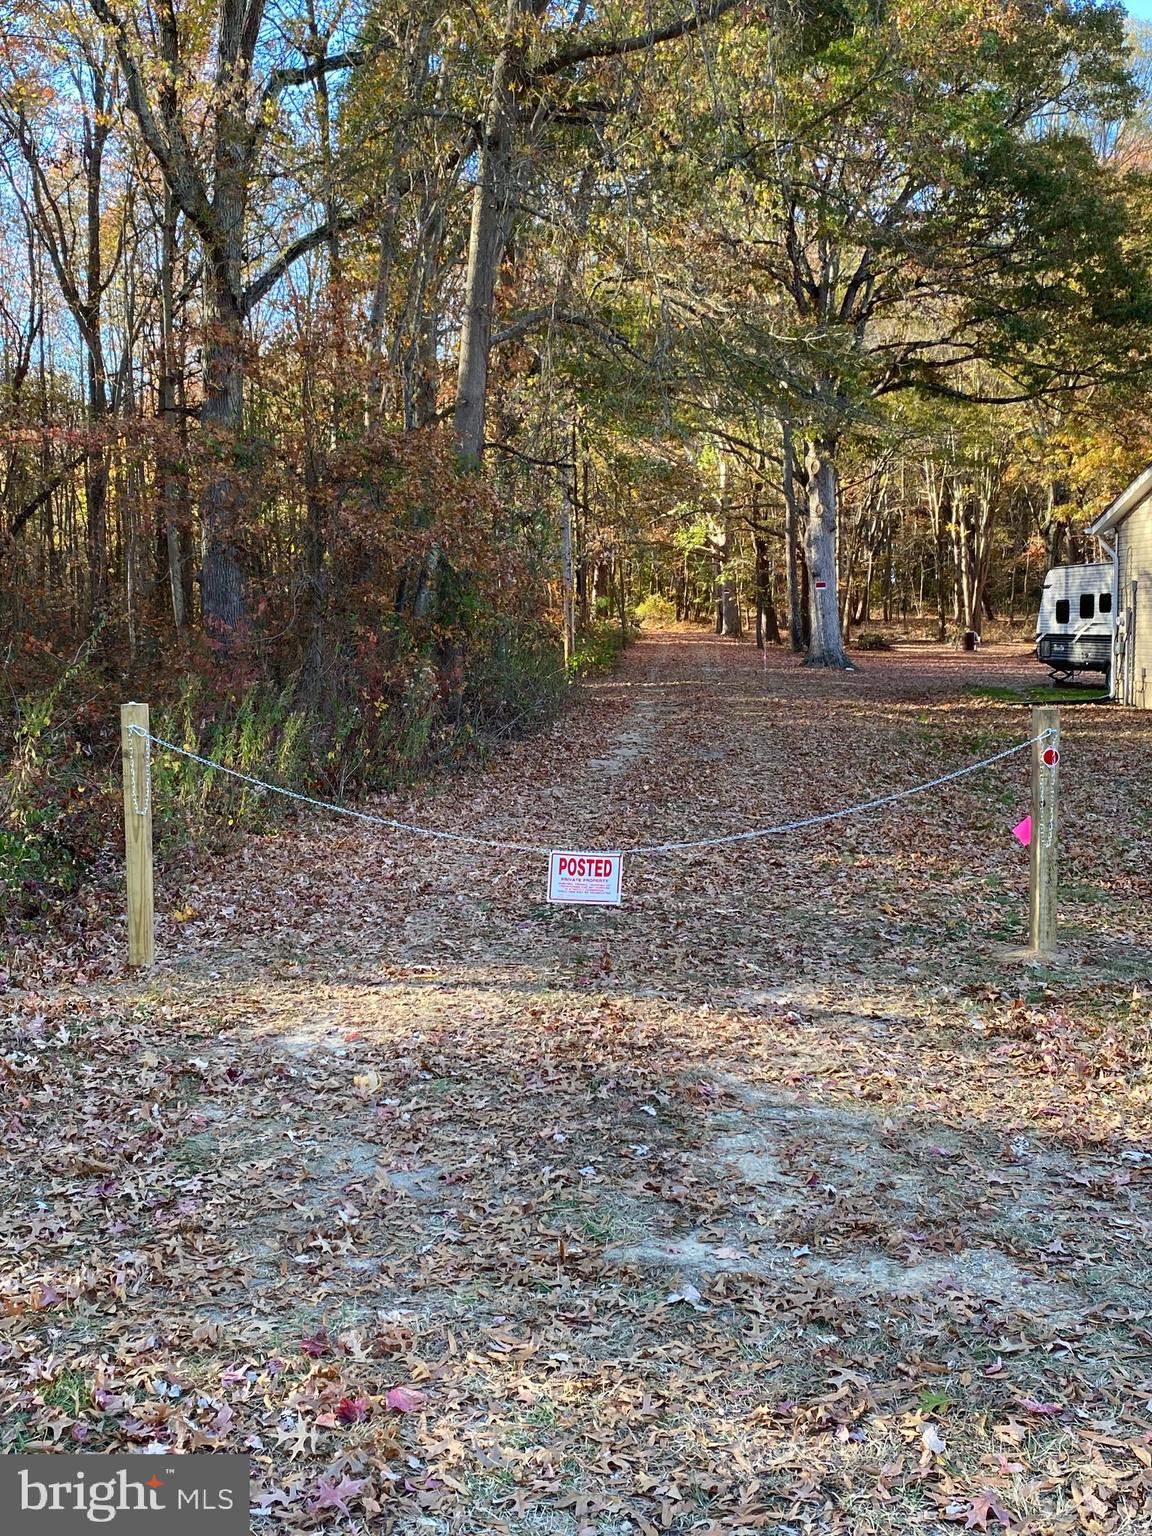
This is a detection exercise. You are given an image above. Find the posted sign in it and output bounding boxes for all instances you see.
[547,850,623,905]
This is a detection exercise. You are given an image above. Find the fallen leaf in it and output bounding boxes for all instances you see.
[335,1396,371,1425]
[299,1330,330,1359]
[307,1473,367,1515]
[666,1282,707,1311]
[922,1424,947,1457]
[965,1489,1014,1529]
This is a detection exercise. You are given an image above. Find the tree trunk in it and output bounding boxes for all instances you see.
[969,475,996,637]
[452,0,530,464]
[199,255,247,645]
[158,188,191,630]
[1044,481,1065,567]
[952,506,969,628]
[720,577,740,635]
[754,532,780,646]
[405,306,441,429]
[560,448,575,662]
[782,419,804,652]
[714,454,742,637]
[1008,552,1019,627]
[579,456,591,628]
[925,460,949,642]
[858,544,874,624]
[802,439,851,668]
[397,192,451,428]
[840,533,856,645]
[763,585,782,645]
[82,101,109,626]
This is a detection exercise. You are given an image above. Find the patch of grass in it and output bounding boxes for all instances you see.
[171,1134,217,1169]
[545,1193,647,1246]
[577,1208,631,1243]
[966,683,1110,704]
[0,1413,38,1452]
[43,1366,89,1415]
[261,1299,377,1353]
[955,728,1007,755]
[1062,881,1110,905]
[503,1401,561,1448]
[171,1072,203,1105]
[466,1465,517,1494]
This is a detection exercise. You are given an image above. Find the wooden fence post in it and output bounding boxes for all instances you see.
[1029,704,1060,954]
[120,702,155,967]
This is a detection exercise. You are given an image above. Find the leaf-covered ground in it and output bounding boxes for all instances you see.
[3,632,1151,1534]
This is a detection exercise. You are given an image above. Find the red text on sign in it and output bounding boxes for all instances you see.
[557,856,615,879]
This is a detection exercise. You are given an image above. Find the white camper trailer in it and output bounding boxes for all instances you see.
[1035,562,1115,684]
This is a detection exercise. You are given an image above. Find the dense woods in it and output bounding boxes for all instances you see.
[4,0,1152,904]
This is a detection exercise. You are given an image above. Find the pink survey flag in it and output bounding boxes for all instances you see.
[1011,815,1032,847]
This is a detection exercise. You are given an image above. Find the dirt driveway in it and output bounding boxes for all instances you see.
[3,634,1150,1534]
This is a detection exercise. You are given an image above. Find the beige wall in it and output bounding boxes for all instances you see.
[1117,505,1152,708]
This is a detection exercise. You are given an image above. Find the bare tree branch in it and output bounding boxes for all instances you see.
[2,455,87,548]
[491,306,648,361]
[266,47,372,95]
[534,0,741,80]
[242,210,367,314]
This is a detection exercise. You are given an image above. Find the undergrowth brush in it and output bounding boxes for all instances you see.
[1,618,572,945]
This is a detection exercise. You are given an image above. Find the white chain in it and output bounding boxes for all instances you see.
[127,731,151,817]
[628,732,1052,852]
[128,725,1054,857]
[129,728,546,852]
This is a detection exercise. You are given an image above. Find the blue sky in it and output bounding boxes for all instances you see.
[1127,0,1152,19]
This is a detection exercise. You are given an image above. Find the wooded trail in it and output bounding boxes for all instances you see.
[162,629,1145,997]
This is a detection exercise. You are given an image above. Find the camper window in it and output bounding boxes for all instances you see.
[1080,593,1095,619]
[1056,598,1070,623]
[1100,592,1112,614]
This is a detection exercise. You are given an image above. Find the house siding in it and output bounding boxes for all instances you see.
[1117,502,1152,708]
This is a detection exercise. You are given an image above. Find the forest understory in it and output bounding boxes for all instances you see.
[2,632,1151,1535]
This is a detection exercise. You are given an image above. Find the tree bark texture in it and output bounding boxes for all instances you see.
[453,0,535,464]
[802,439,851,669]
